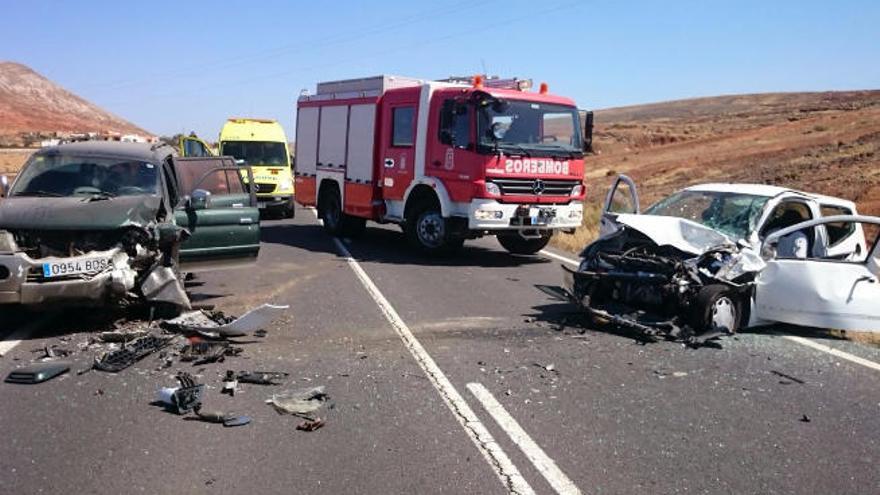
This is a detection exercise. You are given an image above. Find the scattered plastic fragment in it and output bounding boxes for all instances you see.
[267,386,328,417]
[237,371,288,385]
[157,372,204,414]
[94,334,173,372]
[5,361,71,384]
[180,340,240,365]
[296,418,325,432]
[163,304,288,338]
[800,414,811,423]
[222,370,238,396]
[194,406,251,427]
[97,330,149,343]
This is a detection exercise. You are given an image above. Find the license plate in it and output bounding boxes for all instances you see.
[42,257,113,278]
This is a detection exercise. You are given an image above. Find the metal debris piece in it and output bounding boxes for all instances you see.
[163,304,288,338]
[33,345,72,360]
[800,414,811,423]
[5,361,71,384]
[254,329,268,338]
[296,418,325,432]
[141,265,191,309]
[534,363,556,373]
[267,386,328,417]
[158,372,204,414]
[221,370,238,396]
[180,340,240,365]
[194,407,252,427]
[93,334,173,372]
[97,330,149,343]
[237,371,289,385]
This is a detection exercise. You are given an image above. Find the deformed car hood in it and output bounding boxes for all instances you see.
[615,214,735,255]
[0,195,162,230]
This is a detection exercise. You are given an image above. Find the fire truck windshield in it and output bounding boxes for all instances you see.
[477,100,583,157]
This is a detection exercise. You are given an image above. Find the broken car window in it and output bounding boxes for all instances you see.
[175,160,245,196]
[12,154,159,198]
[644,190,769,241]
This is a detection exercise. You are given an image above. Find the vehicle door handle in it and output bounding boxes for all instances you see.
[240,218,253,225]
[856,275,876,284]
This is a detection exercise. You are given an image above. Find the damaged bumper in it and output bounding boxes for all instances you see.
[0,249,136,305]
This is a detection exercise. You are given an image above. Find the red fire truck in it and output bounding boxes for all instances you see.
[294,75,592,254]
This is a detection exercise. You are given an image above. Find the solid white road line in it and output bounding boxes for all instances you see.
[539,249,579,267]
[537,247,880,373]
[783,335,880,372]
[316,214,535,494]
[467,383,582,495]
[0,314,53,357]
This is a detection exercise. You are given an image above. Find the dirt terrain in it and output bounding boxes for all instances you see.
[0,61,148,141]
[553,90,880,252]
[0,150,31,177]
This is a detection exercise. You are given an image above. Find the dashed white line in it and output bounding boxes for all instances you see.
[314,209,535,495]
[539,249,579,267]
[783,335,880,372]
[468,382,582,495]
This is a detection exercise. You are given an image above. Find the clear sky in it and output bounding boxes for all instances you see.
[2,0,878,138]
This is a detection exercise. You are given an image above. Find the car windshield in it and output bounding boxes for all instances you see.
[477,99,582,157]
[644,190,771,240]
[221,141,288,166]
[10,153,159,198]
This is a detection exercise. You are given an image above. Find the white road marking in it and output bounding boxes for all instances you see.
[536,246,880,373]
[0,315,54,357]
[783,335,880,372]
[468,382,582,495]
[314,210,535,495]
[540,249,579,266]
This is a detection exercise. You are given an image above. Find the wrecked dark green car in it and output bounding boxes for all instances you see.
[0,141,260,308]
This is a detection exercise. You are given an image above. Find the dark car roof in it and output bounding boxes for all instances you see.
[37,141,175,163]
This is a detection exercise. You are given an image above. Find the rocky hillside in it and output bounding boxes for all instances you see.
[0,61,149,140]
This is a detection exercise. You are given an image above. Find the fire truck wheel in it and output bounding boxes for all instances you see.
[407,204,460,254]
[318,187,343,235]
[497,232,553,255]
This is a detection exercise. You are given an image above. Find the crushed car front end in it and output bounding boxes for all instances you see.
[564,216,765,341]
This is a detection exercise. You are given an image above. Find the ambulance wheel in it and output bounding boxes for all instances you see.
[406,203,461,254]
[497,232,552,255]
[282,203,295,219]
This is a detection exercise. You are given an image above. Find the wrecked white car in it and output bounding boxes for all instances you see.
[562,175,880,341]
[0,141,261,309]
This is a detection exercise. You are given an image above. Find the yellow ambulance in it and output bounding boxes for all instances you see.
[219,118,295,218]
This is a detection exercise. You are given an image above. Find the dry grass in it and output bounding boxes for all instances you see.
[0,150,31,178]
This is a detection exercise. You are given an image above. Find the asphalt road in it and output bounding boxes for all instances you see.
[1,206,878,494]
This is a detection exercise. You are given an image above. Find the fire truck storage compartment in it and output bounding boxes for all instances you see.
[318,105,348,169]
[295,107,319,176]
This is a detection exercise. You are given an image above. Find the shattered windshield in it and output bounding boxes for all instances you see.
[477,100,583,157]
[221,141,289,167]
[644,190,770,240]
[10,154,159,198]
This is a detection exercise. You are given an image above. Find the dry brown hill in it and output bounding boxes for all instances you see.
[0,61,149,140]
[554,90,880,251]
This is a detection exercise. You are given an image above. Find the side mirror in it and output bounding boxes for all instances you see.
[186,189,212,210]
[235,159,246,166]
[583,111,594,153]
[0,175,8,198]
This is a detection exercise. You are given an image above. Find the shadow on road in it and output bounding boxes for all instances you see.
[342,226,553,268]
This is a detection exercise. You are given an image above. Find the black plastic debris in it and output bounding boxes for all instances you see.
[194,406,251,427]
[169,372,204,414]
[237,371,289,385]
[5,361,71,384]
[221,370,238,396]
[180,341,241,365]
[94,334,173,372]
[296,418,325,432]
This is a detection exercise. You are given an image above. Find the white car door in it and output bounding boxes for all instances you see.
[599,174,640,237]
[754,216,880,331]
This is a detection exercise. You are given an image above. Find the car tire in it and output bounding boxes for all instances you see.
[497,232,553,255]
[690,285,742,333]
[282,203,295,219]
[406,202,461,254]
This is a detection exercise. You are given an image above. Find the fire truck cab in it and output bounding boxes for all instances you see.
[294,75,591,254]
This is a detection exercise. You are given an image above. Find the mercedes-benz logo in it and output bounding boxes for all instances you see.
[532,179,545,195]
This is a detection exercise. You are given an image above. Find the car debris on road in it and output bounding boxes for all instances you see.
[162,304,288,338]
[5,361,70,384]
[267,386,329,418]
[555,175,880,344]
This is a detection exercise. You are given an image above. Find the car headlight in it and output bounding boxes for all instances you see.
[278,179,294,191]
[0,230,17,253]
[485,182,501,196]
[570,184,584,197]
